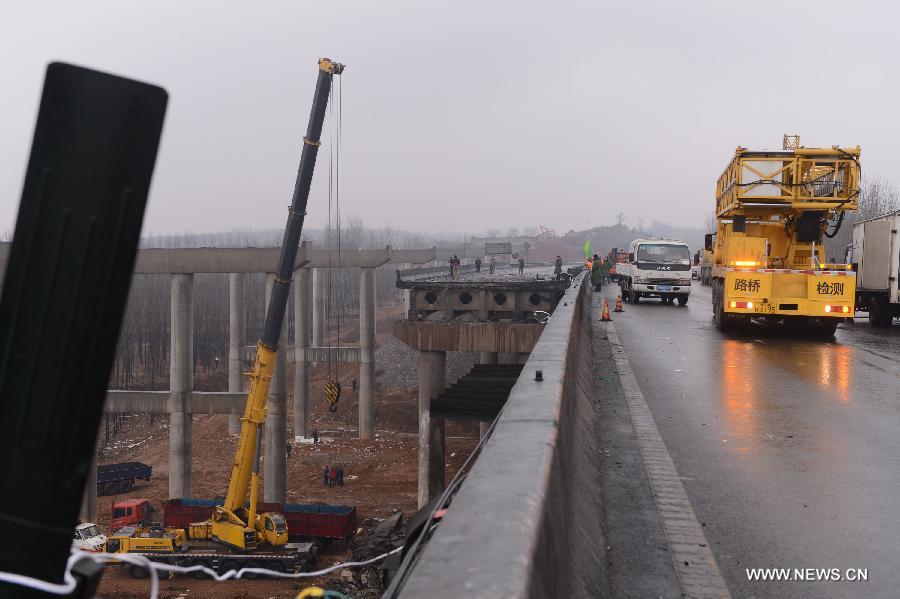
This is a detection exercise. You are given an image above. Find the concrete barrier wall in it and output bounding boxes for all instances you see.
[398,275,608,598]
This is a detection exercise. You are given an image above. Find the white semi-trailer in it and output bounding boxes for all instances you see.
[848,211,900,328]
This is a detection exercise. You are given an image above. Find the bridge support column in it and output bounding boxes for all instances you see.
[264,274,287,503]
[359,267,376,439]
[169,273,193,499]
[80,441,98,523]
[228,272,245,435]
[294,267,311,441]
[312,268,326,347]
[477,352,498,438]
[418,350,446,508]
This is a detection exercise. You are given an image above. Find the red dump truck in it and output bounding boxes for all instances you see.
[162,499,357,545]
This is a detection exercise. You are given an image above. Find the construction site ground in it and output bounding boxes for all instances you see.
[94,301,480,598]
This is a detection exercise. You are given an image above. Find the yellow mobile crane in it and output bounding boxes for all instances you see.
[103,59,342,578]
[189,58,344,551]
[708,136,860,334]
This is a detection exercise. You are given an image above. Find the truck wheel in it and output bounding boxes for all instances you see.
[119,480,134,494]
[261,561,286,579]
[820,321,839,336]
[188,560,209,579]
[242,561,262,579]
[870,298,892,328]
[713,281,728,331]
[677,295,689,306]
[629,286,640,303]
[219,560,240,576]
[130,565,150,579]
[800,317,838,336]
[103,482,118,496]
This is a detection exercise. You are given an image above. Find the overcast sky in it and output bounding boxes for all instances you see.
[1,0,897,237]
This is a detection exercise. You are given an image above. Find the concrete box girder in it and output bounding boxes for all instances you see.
[393,321,544,353]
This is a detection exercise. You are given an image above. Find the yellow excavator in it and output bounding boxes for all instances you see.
[187,57,344,551]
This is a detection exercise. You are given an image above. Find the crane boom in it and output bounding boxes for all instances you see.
[206,58,343,550]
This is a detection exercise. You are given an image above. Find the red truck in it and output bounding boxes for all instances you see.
[110,499,154,530]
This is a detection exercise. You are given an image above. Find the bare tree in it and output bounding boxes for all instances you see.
[824,176,900,260]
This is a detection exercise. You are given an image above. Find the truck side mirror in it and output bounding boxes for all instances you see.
[628,252,635,262]
[733,215,746,233]
[704,233,713,251]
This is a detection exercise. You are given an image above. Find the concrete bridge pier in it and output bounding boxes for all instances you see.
[312,268,326,347]
[264,274,287,503]
[80,442,98,522]
[169,273,193,499]
[293,267,311,441]
[359,267,376,439]
[418,350,447,507]
[228,273,245,435]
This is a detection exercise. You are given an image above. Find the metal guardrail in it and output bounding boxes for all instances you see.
[397,274,608,598]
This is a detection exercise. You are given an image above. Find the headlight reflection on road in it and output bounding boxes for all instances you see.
[818,344,851,402]
[721,339,757,450]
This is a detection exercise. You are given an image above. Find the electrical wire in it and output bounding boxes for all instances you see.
[0,546,401,599]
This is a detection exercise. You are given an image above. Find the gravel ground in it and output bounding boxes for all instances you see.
[375,335,476,389]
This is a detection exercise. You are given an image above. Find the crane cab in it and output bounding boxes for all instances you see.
[258,512,288,546]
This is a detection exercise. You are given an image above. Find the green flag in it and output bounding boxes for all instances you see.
[583,239,591,258]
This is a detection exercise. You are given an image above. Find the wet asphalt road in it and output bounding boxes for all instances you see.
[604,282,900,598]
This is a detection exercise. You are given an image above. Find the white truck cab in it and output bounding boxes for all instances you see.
[619,238,692,305]
[73,522,107,552]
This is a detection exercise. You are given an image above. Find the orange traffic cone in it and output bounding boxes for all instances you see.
[600,298,612,321]
[614,295,624,312]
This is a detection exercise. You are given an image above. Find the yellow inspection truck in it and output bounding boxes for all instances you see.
[708,136,860,334]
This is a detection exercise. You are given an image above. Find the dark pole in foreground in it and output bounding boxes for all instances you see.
[0,63,167,596]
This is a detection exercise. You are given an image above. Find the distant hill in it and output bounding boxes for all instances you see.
[556,222,706,259]
[528,223,705,262]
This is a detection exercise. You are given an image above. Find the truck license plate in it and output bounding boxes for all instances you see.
[753,304,776,314]
[657,285,672,291]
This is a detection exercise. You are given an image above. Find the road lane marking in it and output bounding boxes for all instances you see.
[606,321,731,599]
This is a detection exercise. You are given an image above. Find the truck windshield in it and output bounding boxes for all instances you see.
[113,508,127,518]
[637,244,690,265]
[79,525,101,539]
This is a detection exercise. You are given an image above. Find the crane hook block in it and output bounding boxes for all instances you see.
[324,380,342,413]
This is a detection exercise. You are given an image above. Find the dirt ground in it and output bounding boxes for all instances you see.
[93,301,480,598]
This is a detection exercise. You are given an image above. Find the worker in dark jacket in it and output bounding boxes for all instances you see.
[591,255,604,291]
[554,256,563,280]
[323,465,330,486]
[475,257,482,273]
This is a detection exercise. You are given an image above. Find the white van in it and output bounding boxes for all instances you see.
[618,238,692,305]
